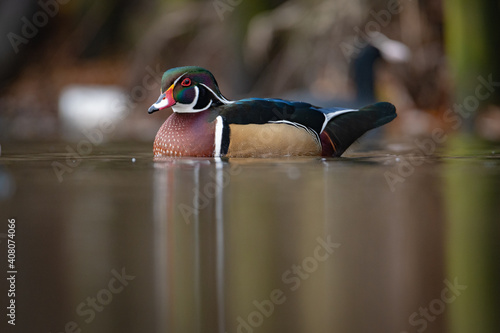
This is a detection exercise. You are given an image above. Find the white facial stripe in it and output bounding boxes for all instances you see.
[214,116,224,157]
[200,83,234,104]
[172,72,188,87]
[170,75,230,113]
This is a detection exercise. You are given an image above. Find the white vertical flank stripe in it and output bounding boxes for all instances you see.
[214,116,224,157]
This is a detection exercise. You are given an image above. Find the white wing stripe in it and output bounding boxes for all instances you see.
[320,109,357,133]
[269,120,321,146]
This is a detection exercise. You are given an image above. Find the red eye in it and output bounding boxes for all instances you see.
[181,78,191,87]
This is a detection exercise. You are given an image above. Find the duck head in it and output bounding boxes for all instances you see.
[148,66,232,114]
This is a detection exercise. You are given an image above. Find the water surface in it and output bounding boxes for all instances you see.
[0,140,499,333]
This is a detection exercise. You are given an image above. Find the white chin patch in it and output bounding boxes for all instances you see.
[172,104,198,113]
[172,86,199,113]
[171,86,213,113]
[172,100,212,113]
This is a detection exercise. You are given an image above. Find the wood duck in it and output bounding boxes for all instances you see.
[148,66,396,157]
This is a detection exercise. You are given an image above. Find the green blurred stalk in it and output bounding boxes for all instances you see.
[444,2,500,329]
[444,135,500,333]
[444,0,500,107]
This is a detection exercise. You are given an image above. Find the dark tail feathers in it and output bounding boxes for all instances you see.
[324,102,396,157]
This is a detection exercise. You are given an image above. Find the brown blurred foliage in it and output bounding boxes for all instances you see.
[0,0,485,141]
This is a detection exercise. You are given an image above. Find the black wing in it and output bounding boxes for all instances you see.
[211,98,328,134]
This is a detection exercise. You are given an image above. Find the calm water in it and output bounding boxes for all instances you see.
[0,140,499,333]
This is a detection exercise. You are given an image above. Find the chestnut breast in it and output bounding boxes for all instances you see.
[153,111,216,157]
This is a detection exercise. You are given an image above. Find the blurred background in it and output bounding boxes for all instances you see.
[0,0,498,142]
